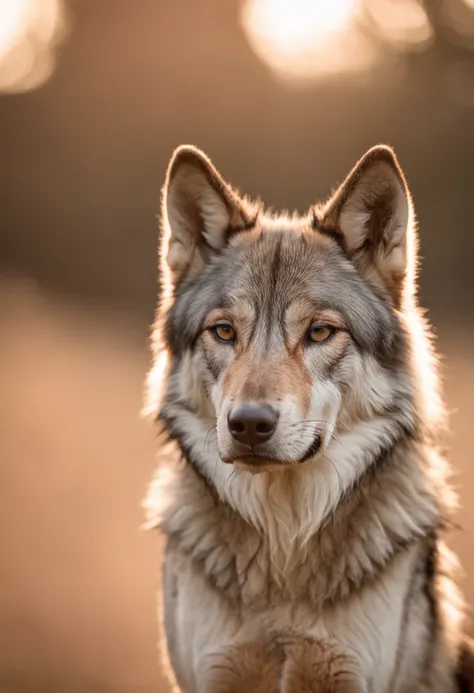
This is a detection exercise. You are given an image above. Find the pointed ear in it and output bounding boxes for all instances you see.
[161,145,255,288]
[316,145,413,306]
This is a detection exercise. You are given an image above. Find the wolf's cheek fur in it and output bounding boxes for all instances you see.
[172,329,409,473]
[199,329,395,466]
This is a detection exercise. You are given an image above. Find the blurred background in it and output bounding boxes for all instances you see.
[0,0,473,691]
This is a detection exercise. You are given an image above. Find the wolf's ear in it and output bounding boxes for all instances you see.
[317,145,413,306]
[161,145,254,287]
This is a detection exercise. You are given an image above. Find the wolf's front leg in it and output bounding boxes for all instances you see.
[200,641,281,693]
[280,636,366,693]
[199,636,364,693]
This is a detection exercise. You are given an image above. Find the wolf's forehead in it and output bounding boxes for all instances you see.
[171,226,396,360]
[216,230,395,355]
[224,230,348,305]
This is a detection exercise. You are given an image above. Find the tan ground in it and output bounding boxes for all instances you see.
[0,275,472,692]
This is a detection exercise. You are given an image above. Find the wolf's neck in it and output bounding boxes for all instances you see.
[146,413,447,607]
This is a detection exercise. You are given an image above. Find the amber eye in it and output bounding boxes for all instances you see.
[308,324,335,343]
[211,322,235,344]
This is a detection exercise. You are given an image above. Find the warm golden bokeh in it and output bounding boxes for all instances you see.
[0,0,66,93]
[240,0,373,81]
[240,0,436,82]
[366,0,432,49]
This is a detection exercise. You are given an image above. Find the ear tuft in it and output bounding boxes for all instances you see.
[161,145,254,286]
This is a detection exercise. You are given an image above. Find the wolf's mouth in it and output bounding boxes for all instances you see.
[233,454,290,466]
[228,432,322,469]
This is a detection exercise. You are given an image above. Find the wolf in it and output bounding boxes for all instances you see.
[144,143,473,692]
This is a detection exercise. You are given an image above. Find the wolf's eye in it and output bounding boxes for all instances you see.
[211,322,235,344]
[308,324,335,343]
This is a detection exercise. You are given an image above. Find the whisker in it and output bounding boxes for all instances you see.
[322,453,344,494]
[289,420,337,429]
[212,452,219,485]
[203,425,217,451]
[225,467,239,490]
[203,434,218,452]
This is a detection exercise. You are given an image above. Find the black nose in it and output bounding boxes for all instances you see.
[227,404,278,447]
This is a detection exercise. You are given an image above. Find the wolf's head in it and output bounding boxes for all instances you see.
[148,146,443,562]
[148,145,442,535]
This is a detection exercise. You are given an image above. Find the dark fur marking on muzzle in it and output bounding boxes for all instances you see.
[299,433,322,463]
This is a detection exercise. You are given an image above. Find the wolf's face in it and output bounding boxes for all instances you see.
[156,145,416,475]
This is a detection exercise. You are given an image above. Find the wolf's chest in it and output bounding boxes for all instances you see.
[162,541,423,693]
